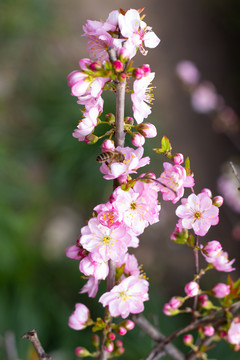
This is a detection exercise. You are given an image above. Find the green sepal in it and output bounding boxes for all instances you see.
[116,264,125,281]
[185,157,191,176]
[153,136,172,155]
[92,318,106,332]
[187,233,195,248]
[121,180,136,191]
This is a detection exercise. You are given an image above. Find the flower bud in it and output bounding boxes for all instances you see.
[101,139,115,152]
[115,340,123,348]
[104,341,114,353]
[91,334,100,347]
[183,334,194,346]
[202,240,222,259]
[89,61,102,71]
[117,175,128,184]
[136,123,157,138]
[131,133,145,147]
[124,116,134,125]
[105,113,115,124]
[184,281,199,297]
[212,283,230,298]
[114,346,125,355]
[134,67,145,80]
[84,134,98,144]
[118,47,130,62]
[75,347,90,357]
[117,326,127,336]
[122,320,135,331]
[203,325,215,337]
[201,188,212,198]
[113,60,124,73]
[107,332,116,341]
[172,153,184,165]
[119,73,126,81]
[141,64,151,76]
[212,195,224,207]
[169,296,183,309]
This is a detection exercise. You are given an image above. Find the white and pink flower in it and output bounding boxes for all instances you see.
[176,192,219,236]
[68,303,90,330]
[99,146,150,180]
[212,283,230,298]
[99,275,149,318]
[228,321,240,345]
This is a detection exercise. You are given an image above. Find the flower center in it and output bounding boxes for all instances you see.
[194,211,201,219]
[119,291,128,301]
[130,202,137,210]
[102,235,111,245]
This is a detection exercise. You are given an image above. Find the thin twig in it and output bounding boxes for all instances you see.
[22,329,51,360]
[230,161,240,185]
[192,236,199,319]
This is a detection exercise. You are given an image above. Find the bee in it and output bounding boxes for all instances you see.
[96,150,125,167]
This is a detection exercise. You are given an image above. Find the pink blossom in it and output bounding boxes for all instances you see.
[169,297,182,309]
[134,67,145,80]
[201,240,222,263]
[80,276,99,298]
[72,107,99,142]
[176,60,200,85]
[118,9,160,58]
[176,193,219,236]
[65,243,86,260]
[99,275,149,318]
[228,321,240,345]
[131,73,155,124]
[191,82,219,114]
[172,153,184,165]
[101,139,115,152]
[137,122,157,138]
[184,281,199,297]
[116,253,140,277]
[112,184,160,235]
[212,251,235,272]
[99,146,150,180]
[94,201,122,229]
[80,218,130,262]
[198,294,209,308]
[158,162,194,204]
[163,303,172,316]
[183,334,193,345]
[201,188,212,198]
[212,283,230,298]
[203,326,215,337]
[68,303,90,330]
[131,133,145,147]
[79,252,109,280]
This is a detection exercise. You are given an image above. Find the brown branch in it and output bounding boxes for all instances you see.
[22,329,51,360]
[145,301,240,360]
[132,314,185,360]
[99,49,126,360]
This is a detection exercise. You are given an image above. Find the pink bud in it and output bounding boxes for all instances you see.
[91,334,100,347]
[141,64,151,76]
[201,188,212,198]
[107,332,116,341]
[84,134,98,144]
[212,195,224,207]
[118,326,127,336]
[115,346,125,355]
[89,61,102,71]
[202,240,222,259]
[115,340,123,348]
[118,47,130,61]
[212,283,230,298]
[75,347,90,357]
[172,153,184,165]
[198,294,208,307]
[169,297,182,309]
[203,326,215,337]
[163,303,172,316]
[123,320,135,331]
[113,60,124,73]
[134,67,145,80]
[104,342,114,353]
[220,330,227,338]
[101,139,115,152]
[184,281,199,297]
[136,123,157,138]
[131,133,145,147]
[105,113,115,124]
[125,116,134,125]
[183,334,193,345]
[119,73,126,81]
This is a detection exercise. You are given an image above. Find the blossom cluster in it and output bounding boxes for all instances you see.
[66,7,240,358]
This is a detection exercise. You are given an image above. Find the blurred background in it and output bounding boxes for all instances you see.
[1,0,240,359]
